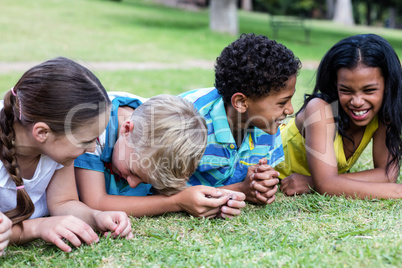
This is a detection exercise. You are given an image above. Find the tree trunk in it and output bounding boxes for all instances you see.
[209,0,238,35]
[365,0,372,26]
[241,0,253,11]
[387,7,396,28]
[326,0,335,19]
[333,0,355,25]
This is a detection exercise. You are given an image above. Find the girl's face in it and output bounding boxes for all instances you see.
[45,110,110,166]
[337,64,384,129]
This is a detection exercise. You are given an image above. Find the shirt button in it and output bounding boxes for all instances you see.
[230,144,235,149]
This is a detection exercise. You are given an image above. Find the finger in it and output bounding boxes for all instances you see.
[126,232,134,240]
[267,194,276,204]
[254,177,280,187]
[114,219,133,238]
[258,158,267,165]
[65,218,99,245]
[203,195,230,207]
[198,207,221,218]
[257,185,279,202]
[0,239,10,253]
[256,164,273,173]
[221,205,241,217]
[51,235,73,253]
[253,170,280,180]
[227,199,246,209]
[202,187,224,199]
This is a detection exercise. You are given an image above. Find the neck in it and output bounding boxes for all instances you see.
[13,123,42,160]
[225,104,246,147]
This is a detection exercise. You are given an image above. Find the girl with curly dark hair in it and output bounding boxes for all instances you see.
[277,34,402,199]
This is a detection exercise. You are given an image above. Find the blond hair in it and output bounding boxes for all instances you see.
[128,95,207,196]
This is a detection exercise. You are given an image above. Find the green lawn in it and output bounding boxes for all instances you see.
[0,0,401,266]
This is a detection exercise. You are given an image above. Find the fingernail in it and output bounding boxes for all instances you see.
[217,191,222,195]
[221,206,227,213]
[277,172,280,177]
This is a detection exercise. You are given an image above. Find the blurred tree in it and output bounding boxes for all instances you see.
[326,0,334,19]
[242,0,253,11]
[209,0,238,35]
[333,0,355,25]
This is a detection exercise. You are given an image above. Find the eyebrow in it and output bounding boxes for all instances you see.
[338,83,379,89]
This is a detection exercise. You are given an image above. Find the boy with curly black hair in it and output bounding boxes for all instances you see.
[181,33,301,205]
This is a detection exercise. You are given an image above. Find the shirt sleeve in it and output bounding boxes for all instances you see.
[74,153,104,172]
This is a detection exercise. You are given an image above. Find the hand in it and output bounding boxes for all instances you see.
[280,173,314,196]
[245,158,280,204]
[0,213,12,256]
[93,211,133,239]
[217,189,246,219]
[34,215,100,253]
[175,185,233,218]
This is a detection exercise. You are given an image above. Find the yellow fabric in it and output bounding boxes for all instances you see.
[275,116,379,179]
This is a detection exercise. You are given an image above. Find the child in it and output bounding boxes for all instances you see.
[0,57,133,254]
[0,212,11,256]
[74,91,246,218]
[277,34,402,199]
[181,33,302,204]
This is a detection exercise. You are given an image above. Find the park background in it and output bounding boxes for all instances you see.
[0,0,401,266]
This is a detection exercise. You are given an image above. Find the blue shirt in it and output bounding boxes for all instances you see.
[181,88,284,187]
[74,91,153,196]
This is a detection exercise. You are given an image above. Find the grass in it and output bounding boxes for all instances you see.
[0,0,401,266]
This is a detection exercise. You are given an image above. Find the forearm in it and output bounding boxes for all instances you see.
[218,182,246,194]
[314,175,402,199]
[10,218,44,245]
[49,200,100,230]
[339,167,399,183]
[82,194,183,218]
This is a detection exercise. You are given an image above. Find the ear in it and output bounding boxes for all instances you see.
[120,121,134,137]
[32,122,51,143]
[231,93,249,113]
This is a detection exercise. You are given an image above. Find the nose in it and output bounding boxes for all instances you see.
[285,102,294,115]
[127,176,142,188]
[351,94,364,107]
[85,142,97,153]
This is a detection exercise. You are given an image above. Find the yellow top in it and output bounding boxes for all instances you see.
[275,116,379,179]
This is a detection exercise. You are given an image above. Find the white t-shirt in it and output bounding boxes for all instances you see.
[0,101,64,219]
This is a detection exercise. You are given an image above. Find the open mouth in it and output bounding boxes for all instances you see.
[352,109,369,116]
[276,118,286,125]
[350,109,370,120]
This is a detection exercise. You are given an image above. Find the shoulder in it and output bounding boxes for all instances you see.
[296,98,336,137]
[107,91,148,103]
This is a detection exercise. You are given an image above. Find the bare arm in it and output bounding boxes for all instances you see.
[303,99,402,199]
[75,167,245,218]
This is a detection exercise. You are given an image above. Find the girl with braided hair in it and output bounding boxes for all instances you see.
[0,57,133,254]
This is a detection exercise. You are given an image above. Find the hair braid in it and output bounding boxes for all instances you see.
[1,90,35,224]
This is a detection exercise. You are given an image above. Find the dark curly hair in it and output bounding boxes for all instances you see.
[215,33,301,104]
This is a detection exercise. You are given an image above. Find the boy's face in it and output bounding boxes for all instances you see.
[244,75,296,134]
[112,135,149,189]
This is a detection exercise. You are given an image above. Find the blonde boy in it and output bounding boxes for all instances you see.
[75,92,246,218]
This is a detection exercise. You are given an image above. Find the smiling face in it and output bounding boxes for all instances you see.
[337,64,384,128]
[243,74,296,134]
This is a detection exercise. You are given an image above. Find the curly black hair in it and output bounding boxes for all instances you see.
[215,33,301,104]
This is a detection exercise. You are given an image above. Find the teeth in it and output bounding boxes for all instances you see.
[276,119,285,124]
[352,110,368,116]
